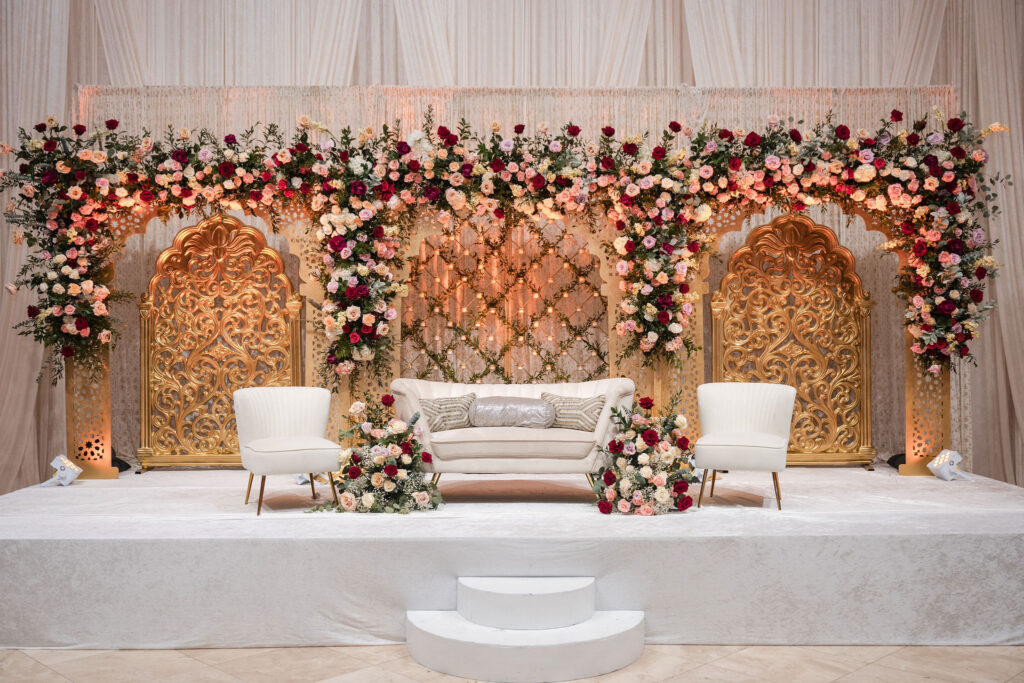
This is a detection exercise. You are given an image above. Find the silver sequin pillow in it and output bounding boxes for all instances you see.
[419,393,476,432]
[469,396,556,428]
[541,393,606,431]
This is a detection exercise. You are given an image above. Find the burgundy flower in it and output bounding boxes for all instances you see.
[598,500,613,514]
[951,146,966,159]
[490,158,505,173]
[43,139,57,152]
[73,124,86,136]
[349,332,361,344]
[567,125,581,137]
[641,429,659,446]
[424,185,441,202]
[947,238,965,254]
[718,128,734,141]
[976,266,987,279]
[600,156,615,170]
[907,133,920,146]
[789,128,802,143]
[743,132,762,147]
[608,439,624,454]
[61,345,74,358]
[170,149,189,164]
[530,173,546,190]
[601,126,615,137]
[494,208,505,219]
[382,393,395,407]
[218,161,235,177]
[407,159,420,172]
[224,134,237,146]
[657,310,670,324]
[347,465,362,479]
[34,123,46,132]
[74,317,89,331]
[835,125,850,140]
[947,117,964,132]
[891,109,903,122]
[400,441,412,454]
[514,124,525,134]
[970,289,984,303]
[959,345,970,357]
[27,305,39,318]
[328,235,345,252]
[677,496,693,511]
[912,240,928,257]
[444,133,458,146]
[900,221,914,235]
[349,180,366,196]
[421,451,433,463]
[603,470,616,485]
[676,436,689,450]
[728,157,742,171]
[460,162,473,178]
[104,119,119,130]
[139,190,155,203]
[384,464,398,477]
[672,480,689,494]
[651,146,666,160]
[40,170,57,186]
[946,201,961,216]
[668,121,682,132]
[622,142,638,155]
[437,126,450,138]
[638,396,654,410]
[679,283,690,294]
[396,140,411,155]
[624,240,635,253]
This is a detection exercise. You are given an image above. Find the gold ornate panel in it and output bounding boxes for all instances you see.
[711,214,876,465]
[137,214,302,468]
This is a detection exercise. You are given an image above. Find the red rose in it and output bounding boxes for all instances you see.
[598,500,613,514]
[603,470,617,485]
[396,141,411,155]
[600,156,615,170]
[937,300,956,315]
[34,123,46,132]
[789,128,802,143]
[105,119,118,130]
[170,149,189,164]
[218,161,235,177]
[891,109,904,122]
[139,190,155,202]
[622,142,638,155]
[407,159,420,172]
[900,221,914,235]
[642,429,659,446]
[970,289,984,303]
[912,240,928,257]
[946,201,961,215]
[638,396,654,410]
[328,235,345,252]
[437,126,450,138]
[381,393,395,407]
[73,124,86,135]
[718,128,734,141]
[835,125,850,140]
[567,125,581,137]
[676,436,689,450]
[490,158,505,173]
[424,185,441,202]
[61,345,74,358]
[907,133,920,146]
[27,305,39,318]
[743,132,762,147]
[673,480,689,494]
[676,496,693,511]
[959,345,970,357]
[494,208,505,219]
[384,464,398,477]
[687,240,701,253]
[608,439,624,454]
[514,124,525,134]
[947,238,965,254]
[530,173,546,190]
[349,180,366,196]
[347,465,362,479]
[976,266,987,279]
[400,441,413,454]
[657,310,670,324]
[951,146,966,159]
[947,117,964,132]
[43,139,57,152]
[421,451,433,463]
[728,156,742,171]
[651,146,666,160]
[601,126,615,137]
[444,133,458,146]
[668,121,682,132]
[74,317,89,331]
[349,332,361,343]
[224,134,237,146]
[624,240,635,253]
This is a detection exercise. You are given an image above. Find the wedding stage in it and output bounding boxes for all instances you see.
[1,466,1022,651]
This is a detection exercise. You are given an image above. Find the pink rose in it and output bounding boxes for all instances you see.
[638,505,655,516]
[617,499,631,513]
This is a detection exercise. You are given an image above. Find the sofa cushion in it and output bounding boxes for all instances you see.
[419,393,476,432]
[469,396,556,428]
[694,432,788,472]
[429,427,597,460]
[541,393,606,431]
[241,436,341,475]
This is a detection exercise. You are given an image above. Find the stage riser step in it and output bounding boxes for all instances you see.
[406,610,645,683]
[457,576,595,630]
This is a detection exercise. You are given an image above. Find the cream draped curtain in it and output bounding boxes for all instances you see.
[1,0,1021,493]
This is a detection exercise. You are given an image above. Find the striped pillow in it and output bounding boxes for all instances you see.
[541,393,606,432]
[419,393,476,432]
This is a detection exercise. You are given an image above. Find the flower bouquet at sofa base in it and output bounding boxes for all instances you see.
[592,397,696,515]
[321,394,442,514]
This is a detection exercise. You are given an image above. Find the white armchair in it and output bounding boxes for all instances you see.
[233,387,340,515]
[694,382,797,510]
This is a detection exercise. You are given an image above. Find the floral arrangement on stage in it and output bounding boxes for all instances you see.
[320,393,442,513]
[592,397,696,515]
[0,110,1005,378]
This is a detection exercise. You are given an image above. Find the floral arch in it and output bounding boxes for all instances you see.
[0,110,1005,475]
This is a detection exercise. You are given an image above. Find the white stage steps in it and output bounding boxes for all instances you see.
[406,576,644,682]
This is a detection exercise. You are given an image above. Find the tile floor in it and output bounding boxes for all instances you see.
[3,645,1023,682]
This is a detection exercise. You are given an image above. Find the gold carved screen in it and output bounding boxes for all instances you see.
[711,214,876,465]
[136,214,302,468]
[400,215,608,384]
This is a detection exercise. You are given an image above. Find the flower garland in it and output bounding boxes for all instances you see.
[321,393,442,513]
[592,397,696,515]
[0,111,1004,381]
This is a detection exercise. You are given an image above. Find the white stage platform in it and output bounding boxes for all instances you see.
[1,467,1022,649]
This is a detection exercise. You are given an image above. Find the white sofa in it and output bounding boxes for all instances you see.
[390,378,635,474]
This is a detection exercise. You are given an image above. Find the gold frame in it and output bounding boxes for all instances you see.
[710,213,876,466]
[136,214,303,469]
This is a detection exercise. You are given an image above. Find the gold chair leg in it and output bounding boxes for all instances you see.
[431,472,441,486]
[709,469,717,497]
[697,469,708,507]
[328,472,339,504]
[309,473,317,499]
[772,472,782,510]
[256,475,266,516]
[244,472,254,504]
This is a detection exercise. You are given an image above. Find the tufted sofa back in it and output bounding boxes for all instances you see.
[697,382,796,439]
[233,386,332,446]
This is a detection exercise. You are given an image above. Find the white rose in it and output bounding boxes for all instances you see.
[640,465,653,479]
[349,401,366,415]
[674,414,688,430]
[694,204,712,223]
[638,453,650,465]
[361,493,375,508]
[654,487,670,503]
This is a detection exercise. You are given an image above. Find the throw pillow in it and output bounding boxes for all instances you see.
[541,392,606,431]
[469,396,556,428]
[419,393,476,432]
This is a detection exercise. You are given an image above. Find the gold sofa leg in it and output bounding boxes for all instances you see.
[244,472,254,504]
[697,468,708,507]
[709,469,717,497]
[256,475,267,516]
[431,472,441,486]
[772,472,782,510]
[309,473,318,499]
[327,472,339,504]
